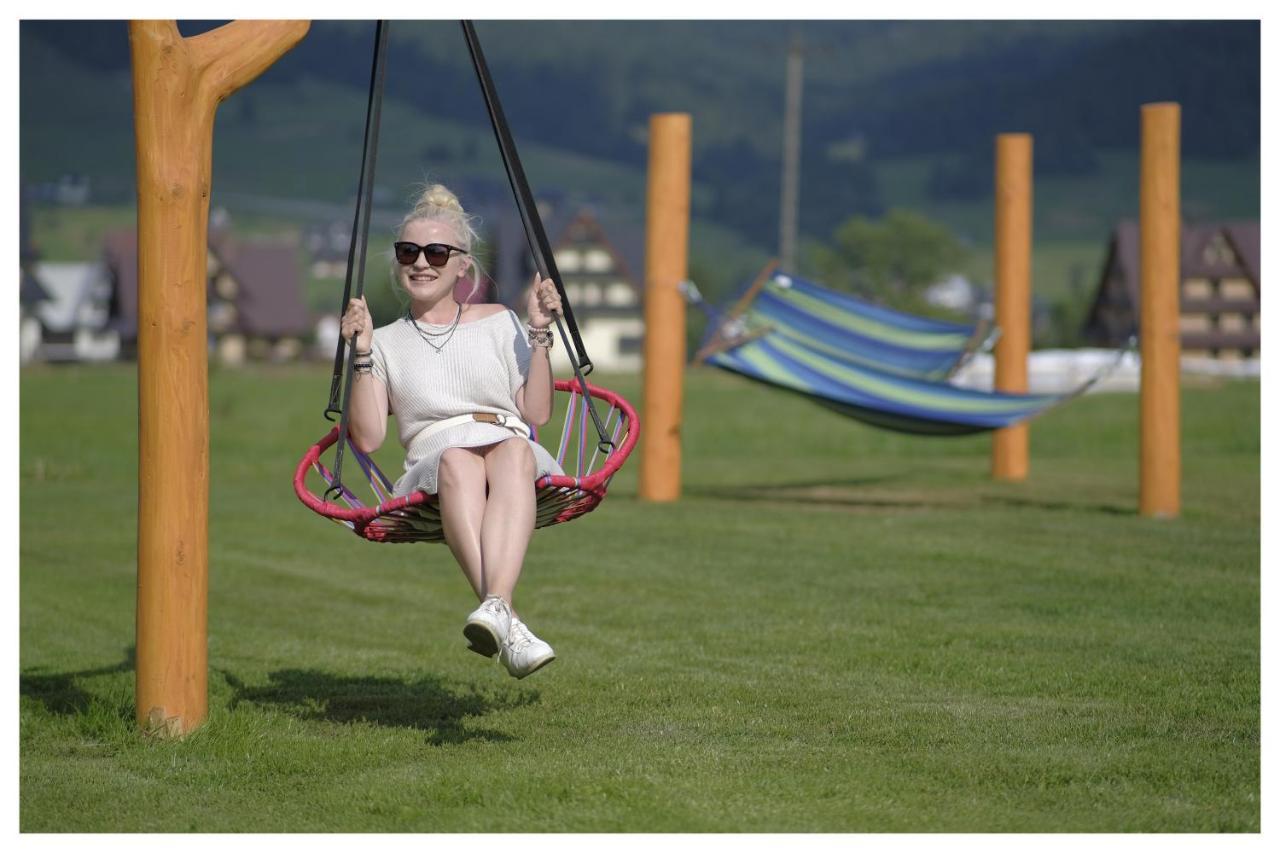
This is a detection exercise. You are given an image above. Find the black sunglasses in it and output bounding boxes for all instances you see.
[394,241,468,267]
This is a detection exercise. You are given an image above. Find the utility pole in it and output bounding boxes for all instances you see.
[778,28,804,272]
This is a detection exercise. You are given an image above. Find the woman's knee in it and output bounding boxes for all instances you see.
[438,448,483,491]
[491,439,537,479]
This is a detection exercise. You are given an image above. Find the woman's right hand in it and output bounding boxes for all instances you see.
[341,296,374,353]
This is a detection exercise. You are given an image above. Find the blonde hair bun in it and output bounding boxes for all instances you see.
[413,183,465,216]
[400,182,479,253]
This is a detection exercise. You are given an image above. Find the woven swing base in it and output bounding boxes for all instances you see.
[294,379,638,544]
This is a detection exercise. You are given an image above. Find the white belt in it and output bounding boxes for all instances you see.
[416,412,531,446]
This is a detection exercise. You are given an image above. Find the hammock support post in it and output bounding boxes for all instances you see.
[639,113,692,502]
[129,19,308,736]
[1139,103,1181,518]
[991,133,1033,482]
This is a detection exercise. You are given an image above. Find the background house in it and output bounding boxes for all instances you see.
[486,204,645,374]
[103,226,310,365]
[1082,220,1260,360]
[20,270,50,363]
[102,230,140,358]
[29,261,118,362]
[23,175,117,363]
[207,230,311,363]
[19,193,50,363]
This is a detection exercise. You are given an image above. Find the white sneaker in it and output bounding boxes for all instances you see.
[464,595,512,658]
[500,616,556,679]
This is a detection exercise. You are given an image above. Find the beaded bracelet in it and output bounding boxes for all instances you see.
[527,326,554,349]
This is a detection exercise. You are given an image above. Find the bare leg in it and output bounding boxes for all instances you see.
[436,447,489,600]
[479,438,538,607]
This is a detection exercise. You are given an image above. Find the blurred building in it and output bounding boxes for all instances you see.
[19,271,50,363]
[102,227,310,365]
[303,219,360,280]
[1082,221,1260,360]
[488,205,645,373]
[19,191,51,363]
[27,261,118,362]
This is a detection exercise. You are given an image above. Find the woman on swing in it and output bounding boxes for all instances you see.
[340,183,563,679]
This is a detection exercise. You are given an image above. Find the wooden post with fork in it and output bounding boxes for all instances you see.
[130,19,309,736]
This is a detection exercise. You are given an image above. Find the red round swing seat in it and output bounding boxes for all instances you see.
[294,379,638,544]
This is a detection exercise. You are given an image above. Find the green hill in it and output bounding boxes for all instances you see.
[20,21,1260,323]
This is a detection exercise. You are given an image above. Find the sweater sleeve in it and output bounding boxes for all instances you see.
[370,329,393,413]
[503,310,532,397]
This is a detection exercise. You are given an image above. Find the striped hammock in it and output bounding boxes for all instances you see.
[695,265,994,380]
[705,325,1118,436]
[295,380,638,543]
[692,265,1123,436]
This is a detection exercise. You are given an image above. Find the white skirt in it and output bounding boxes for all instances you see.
[393,421,564,497]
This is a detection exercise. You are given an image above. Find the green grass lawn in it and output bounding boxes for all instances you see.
[20,363,1259,831]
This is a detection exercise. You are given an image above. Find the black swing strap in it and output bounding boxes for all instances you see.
[460,20,593,376]
[461,20,614,453]
[324,20,389,499]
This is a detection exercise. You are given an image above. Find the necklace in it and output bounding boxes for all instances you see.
[408,303,463,354]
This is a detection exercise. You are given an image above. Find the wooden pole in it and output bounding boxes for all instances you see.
[1139,103,1181,518]
[130,19,308,736]
[991,133,1033,481]
[639,113,692,503]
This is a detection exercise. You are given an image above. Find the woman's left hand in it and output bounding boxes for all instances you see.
[527,273,562,329]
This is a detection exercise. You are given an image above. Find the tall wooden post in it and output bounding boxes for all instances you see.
[1139,103,1181,518]
[991,133,1033,481]
[639,113,691,502]
[130,20,308,736]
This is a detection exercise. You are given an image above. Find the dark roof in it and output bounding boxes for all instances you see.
[473,202,645,309]
[1083,219,1261,346]
[213,236,310,337]
[1102,219,1260,307]
[103,229,310,340]
[103,229,139,338]
[20,270,51,306]
[551,206,645,294]
[594,212,645,291]
[481,204,530,308]
[1224,220,1261,284]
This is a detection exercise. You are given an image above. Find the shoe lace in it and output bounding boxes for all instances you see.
[482,596,509,618]
[506,619,534,653]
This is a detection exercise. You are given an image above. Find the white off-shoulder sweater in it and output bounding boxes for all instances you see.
[369,308,563,496]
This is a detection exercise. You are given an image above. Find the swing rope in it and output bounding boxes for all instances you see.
[322,19,389,502]
[461,20,614,454]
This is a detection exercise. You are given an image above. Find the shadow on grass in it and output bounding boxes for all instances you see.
[222,668,538,746]
[686,474,961,512]
[979,493,1133,516]
[20,649,535,746]
[693,477,1137,517]
[20,647,135,718]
